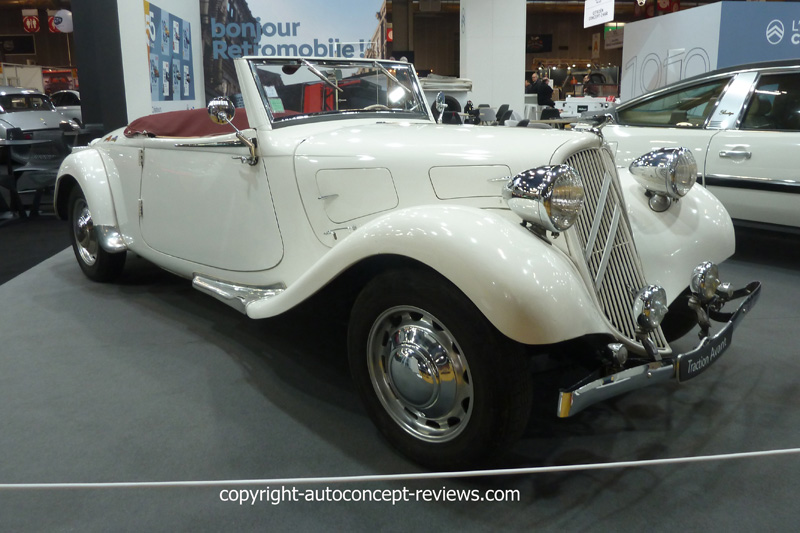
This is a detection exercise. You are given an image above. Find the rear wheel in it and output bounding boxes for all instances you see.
[68,187,126,282]
[348,268,532,469]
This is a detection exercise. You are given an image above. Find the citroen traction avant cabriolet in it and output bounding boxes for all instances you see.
[54,57,760,469]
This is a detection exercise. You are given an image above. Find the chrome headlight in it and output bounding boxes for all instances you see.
[632,284,668,332]
[629,147,697,200]
[690,261,721,303]
[502,165,585,233]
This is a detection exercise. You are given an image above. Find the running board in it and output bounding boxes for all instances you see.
[192,275,286,314]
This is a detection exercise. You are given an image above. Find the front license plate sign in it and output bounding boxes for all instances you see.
[677,327,734,382]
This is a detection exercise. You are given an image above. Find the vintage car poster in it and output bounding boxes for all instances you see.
[145,1,195,104]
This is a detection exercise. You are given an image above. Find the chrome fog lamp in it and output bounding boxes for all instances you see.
[502,165,585,233]
[607,343,628,366]
[690,261,721,303]
[629,147,697,212]
[632,285,668,332]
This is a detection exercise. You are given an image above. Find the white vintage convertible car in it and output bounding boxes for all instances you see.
[596,60,800,230]
[54,57,760,468]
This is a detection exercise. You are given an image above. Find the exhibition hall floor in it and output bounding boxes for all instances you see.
[1,223,798,531]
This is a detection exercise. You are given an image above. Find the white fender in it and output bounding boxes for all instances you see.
[55,147,119,230]
[246,205,611,346]
[619,168,736,301]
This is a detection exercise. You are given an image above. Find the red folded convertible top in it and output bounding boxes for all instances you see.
[123,107,250,138]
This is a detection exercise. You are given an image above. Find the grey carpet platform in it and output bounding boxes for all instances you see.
[1,231,798,531]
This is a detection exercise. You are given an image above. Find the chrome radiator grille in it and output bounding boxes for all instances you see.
[566,148,668,350]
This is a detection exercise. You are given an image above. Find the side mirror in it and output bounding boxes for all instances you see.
[208,96,236,125]
[206,97,258,166]
[435,91,447,124]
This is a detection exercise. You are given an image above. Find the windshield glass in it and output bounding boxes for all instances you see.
[0,93,56,114]
[248,58,430,125]
[617,79,729,128]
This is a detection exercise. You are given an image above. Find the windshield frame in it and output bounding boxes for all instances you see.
[246,57,433,128]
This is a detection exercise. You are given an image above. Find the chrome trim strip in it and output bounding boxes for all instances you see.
[324,226,356,234]
[174,140,245,148]
[96,225,127,253]
[192,275,286,314]
[594,204,620,291]
[705,175,800,194]
[584,171,612,257]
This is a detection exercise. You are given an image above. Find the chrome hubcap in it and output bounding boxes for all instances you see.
[73,199,97,266]
[367,306,473,442]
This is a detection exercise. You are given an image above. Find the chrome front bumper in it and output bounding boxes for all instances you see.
[557,280,761,418]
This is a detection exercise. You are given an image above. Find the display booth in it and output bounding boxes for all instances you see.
[621,1,800,101]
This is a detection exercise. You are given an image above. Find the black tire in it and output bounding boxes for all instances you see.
[347,268,532,469]
[68,186,126,282]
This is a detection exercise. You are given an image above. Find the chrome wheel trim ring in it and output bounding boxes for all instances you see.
[72,198,97,266]
[366,305,473,443]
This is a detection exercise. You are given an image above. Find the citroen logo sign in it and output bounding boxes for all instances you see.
[766,19,784,45]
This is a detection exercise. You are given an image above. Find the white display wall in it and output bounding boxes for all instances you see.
[621,1,800,102]
[459,0,526,115]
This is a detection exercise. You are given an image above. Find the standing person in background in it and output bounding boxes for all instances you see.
[526,72,554,106]
[535,74,555,107]
[583,74,599,97]
[525,72,538,94]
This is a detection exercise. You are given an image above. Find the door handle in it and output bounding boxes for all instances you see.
[719,150,751,160]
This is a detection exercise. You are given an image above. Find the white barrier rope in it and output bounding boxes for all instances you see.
[1,447,798,491]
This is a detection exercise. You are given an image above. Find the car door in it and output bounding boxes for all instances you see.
[704,71,800,228]
[139,134,284,271]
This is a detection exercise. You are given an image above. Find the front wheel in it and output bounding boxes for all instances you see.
[348,268,532,469]
[68,187,126,282]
